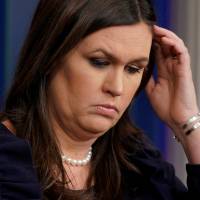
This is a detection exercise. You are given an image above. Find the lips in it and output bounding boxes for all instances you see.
[97,104,119,113]
[94,104,119,118]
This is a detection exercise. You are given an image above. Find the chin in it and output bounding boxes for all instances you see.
[81,117,115,135]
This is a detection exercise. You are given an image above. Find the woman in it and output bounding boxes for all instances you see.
[0,0,200,199]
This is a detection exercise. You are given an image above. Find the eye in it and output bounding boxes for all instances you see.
[125,65,143,74]
[89,58,110,68]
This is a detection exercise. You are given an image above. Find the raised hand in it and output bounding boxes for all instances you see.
[145,25,199,144]
[145,25,200,162]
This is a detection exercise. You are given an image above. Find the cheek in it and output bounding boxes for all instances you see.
[64,71,102,110]
[122,88,136,108]
[122,75,143,107]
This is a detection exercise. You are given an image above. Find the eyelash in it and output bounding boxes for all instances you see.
[89,58,142,74]
[89,58,110,67]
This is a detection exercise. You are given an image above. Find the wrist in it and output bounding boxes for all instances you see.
[170,112,200,163]
[169,109,200,137]
[181,129,200,163]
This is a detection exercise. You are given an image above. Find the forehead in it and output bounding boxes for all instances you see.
[77,22,153,60]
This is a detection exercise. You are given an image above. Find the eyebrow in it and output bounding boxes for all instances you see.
[89,48,149,66]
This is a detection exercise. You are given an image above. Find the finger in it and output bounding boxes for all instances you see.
[154,43,165,64]
[157,40,171,58]
[161,37,190,64]
[154,26,186,54]
[145,76,155,96]
[154,44,169,74]
[153,25,184,44]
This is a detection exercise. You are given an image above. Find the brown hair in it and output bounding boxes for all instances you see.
[1,0,156,199]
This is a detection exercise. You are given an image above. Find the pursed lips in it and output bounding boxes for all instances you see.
[97,104,119,113]
[94,104,119,118]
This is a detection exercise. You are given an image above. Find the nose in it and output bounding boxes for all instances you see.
[102,69,123,97]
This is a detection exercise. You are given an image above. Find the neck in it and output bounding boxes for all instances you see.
[52,120,97,160]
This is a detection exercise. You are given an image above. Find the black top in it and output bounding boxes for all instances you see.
[0,123,200,200]
[0,123,41,200]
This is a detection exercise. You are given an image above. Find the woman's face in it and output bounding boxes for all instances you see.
[48,22,152,140]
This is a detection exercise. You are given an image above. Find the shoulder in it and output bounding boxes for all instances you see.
[0,122,34,167]
[122,137,188,199]
[128,137,175,182]
[0,123,42,199]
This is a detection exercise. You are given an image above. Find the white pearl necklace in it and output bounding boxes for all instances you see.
[61,147,92,166]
